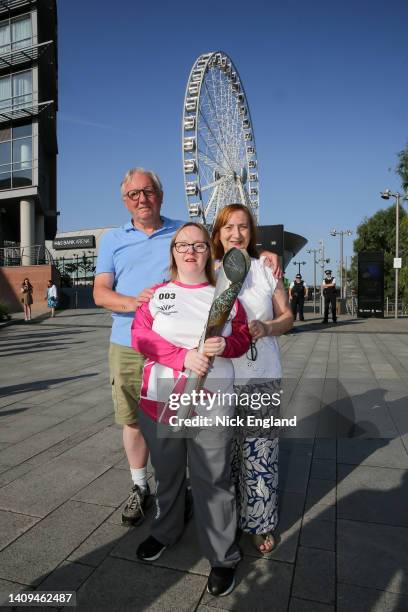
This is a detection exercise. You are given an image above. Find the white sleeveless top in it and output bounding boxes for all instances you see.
[233,257,282,381]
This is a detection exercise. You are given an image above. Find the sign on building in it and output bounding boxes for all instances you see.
[53,236,96,250]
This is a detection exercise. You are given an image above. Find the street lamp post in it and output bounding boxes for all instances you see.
[330,229,353,298]
[293,260,306,276]
[380,189,408,318]
[306,248,320,314]
[318,240,330,314]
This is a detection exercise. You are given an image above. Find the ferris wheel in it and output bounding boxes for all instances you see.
[182,51,259,228]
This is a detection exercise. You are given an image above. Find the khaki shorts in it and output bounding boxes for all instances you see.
[108,342,145,425]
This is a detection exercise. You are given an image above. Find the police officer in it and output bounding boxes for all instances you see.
[289,274,307,321]
[322,269,337,323]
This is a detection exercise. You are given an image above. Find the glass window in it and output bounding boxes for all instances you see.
[0,75,11,109]
[13,123,31,139]
[0,172,11,189]
[0,15,31,56]
[12,168,31,187]
[0,141,11,167]
[0,124,32,190]
[13,137,31,169]
[0,127,11,142]
[0,22,10,55]
[11,16,31,50]
[13,71,32,107]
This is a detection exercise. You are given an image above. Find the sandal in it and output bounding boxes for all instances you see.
[252,532,276,554]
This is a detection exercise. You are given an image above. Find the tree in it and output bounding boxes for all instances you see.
[396,143,408,192]
[351,204,408,301]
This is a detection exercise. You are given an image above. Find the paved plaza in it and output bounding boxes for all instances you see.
[0,310,407,611]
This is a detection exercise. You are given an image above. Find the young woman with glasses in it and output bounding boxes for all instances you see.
[131,222,250,597]
[212,204,293,554]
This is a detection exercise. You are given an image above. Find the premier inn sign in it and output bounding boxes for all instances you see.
[53,235,96,250]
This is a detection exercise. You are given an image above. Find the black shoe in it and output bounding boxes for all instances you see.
[184,487,194,523]
[322,320,328,324]
[333,320,337,324]
[207,567,236,597]
[300,317,305,321]
[122,482,151,526]
[137,535,167,561]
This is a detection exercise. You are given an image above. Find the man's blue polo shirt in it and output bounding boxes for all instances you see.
[95,216,184,347]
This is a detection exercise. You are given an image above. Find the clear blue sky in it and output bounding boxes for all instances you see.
[57,0,408,283]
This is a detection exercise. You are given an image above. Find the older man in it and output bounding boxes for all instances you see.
[94,168,183,525]
[94,167,280,526]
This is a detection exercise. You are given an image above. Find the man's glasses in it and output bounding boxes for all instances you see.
[124,188,157,201]
[173,242,209,253]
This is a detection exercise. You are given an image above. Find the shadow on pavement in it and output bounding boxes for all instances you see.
[0,374,98,398]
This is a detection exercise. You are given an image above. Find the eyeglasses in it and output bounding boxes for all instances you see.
[124,188,157,201]
[246,340,258,361]
[173,242,209,253]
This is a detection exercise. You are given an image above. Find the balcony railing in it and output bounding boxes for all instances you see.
[0,1,36,15]
[0,40,53,70]
[0,97,53,123]
[0,243,54,266]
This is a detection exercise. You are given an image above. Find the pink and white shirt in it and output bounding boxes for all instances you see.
[131,280,250,421]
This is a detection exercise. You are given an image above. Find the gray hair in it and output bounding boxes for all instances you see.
[120,167,163,197]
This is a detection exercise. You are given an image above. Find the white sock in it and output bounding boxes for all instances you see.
[130,467,147,490]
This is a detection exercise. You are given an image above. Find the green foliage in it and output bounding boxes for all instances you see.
[396,143,408,192]
[350,204,408,301]
[0,303,11,321]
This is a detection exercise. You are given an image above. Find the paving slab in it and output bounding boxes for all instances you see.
[0,462,37,488]
[0,578,33,608]
[0,500,113,585]
[300,518,335,551]
[310,459,336,481]
[0,456,110,517]
[37,560,94,592]
[304,478,336,510]
[200,557,293,611]
[0,408,112,466]
[337,519,408,594]
[57,424,124,465]
[111,512,210,576]
[0,414,63,445]
[288,598,334,612]
[0,511,39,551]
[337,583,408,612]
[76,556,207,611]
[337,437,408,468]
[337,464,408,526]
[71,467,130,508]
[292,546,335,604]
[68,522,131,567]
[313,438,336,459]
[279,449,312,493]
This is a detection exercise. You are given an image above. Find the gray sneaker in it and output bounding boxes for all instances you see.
[122,482,151,526]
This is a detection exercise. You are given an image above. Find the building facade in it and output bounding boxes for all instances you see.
[0,0,58,261]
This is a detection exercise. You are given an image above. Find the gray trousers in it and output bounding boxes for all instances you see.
[139,410,241,568]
